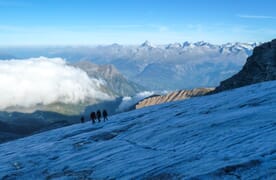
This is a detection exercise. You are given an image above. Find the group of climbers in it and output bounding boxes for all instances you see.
[80,109,108,124]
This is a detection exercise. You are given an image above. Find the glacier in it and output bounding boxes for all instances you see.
[0,80,275,179]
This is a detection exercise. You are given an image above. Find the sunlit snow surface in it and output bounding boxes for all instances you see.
[0,81,276,179]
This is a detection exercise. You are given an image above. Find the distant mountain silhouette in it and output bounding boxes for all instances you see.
[75,61,145,96]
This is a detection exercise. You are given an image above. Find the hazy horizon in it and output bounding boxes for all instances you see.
[0,40,263,48]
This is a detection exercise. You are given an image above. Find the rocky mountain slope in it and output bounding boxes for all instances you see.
[0,80,275,179]
[215,39,276,92]
[75,61,144,96]
[135,88,214,109]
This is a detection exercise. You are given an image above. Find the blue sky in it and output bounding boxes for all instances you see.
[0,0,275,45]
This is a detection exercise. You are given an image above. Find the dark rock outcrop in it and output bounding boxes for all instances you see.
[215,39,276,92]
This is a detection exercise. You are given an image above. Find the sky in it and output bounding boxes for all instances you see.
[0,0,275,45]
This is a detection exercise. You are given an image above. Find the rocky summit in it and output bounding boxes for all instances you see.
[215,39,276,92]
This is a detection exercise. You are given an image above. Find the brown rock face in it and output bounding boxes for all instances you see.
[135,88,214,109]
[215,39,276,93]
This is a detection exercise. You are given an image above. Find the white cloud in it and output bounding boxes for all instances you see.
[116,91,156,112]
[0,57,111,110]
[237,14,276,19]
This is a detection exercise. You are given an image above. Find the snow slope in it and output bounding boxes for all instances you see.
[0,81,275,179]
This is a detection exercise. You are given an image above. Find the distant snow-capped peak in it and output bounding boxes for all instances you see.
[193,41,212,47]
[166,43,182,49]
[102,40,259,51]
[140,40,155,48]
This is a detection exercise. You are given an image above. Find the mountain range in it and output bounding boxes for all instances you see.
[0,41,258,90]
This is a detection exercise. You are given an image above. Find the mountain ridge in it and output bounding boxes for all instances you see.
[215,39,276,92]
[74,61,144,97]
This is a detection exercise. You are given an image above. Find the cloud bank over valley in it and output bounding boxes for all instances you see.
[0,57,111,110]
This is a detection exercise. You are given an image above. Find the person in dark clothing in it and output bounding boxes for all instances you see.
[103,109,108,121]
[90,112,96,124]
[80,116,85,123]
[96,110,101,122]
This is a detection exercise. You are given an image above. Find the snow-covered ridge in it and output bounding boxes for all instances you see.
[215,39,276,93]
[0,80,275,179]
[101,40,258,57]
